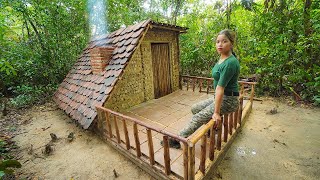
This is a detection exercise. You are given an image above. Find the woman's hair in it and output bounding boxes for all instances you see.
[218,29,237,57]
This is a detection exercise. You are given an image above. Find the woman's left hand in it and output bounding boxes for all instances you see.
[212,113,221,130]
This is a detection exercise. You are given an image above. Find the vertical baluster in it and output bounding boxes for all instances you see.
[209,125,215,161]
[192,78,196,92]
[186,78,189,90]
[114,115,121,143]
[206,80,210,94]
[233,110,238,129]
[183,142,188,180]
[105,111,113,138]
[199,135,207,174]
[122,118,130,150]
[199,79,202,92]
[217,117,222,150]
[188,146,195,179]
[223,114,228,142]
[147,129,155,165]
[163,136,171,175]
[229,113,233,135]
[133,123,141,157]
[250,84,255,104]
[238,84,244,126]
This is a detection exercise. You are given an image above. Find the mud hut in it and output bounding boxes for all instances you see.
[53,19,187,129]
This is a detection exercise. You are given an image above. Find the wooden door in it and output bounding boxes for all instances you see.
[151,43,172,99]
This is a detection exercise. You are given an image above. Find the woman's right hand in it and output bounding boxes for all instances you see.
[212,113,221,130]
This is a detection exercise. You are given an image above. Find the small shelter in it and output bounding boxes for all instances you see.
[53,19,187,129]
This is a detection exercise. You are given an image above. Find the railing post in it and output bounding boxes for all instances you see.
[199,135,207,174]
[133,123,141,157]
[229,113,233,135]
[183,142,189,180]
[105,111,113,138]
[233,110,238,129]
[192,78,196,92]
[147,129,155,165]
[223,114,228,142]
[122,118,130,150]
[163,136,171,175]
[188,145,195,180]
[114,115,121,143]
[209,125,215,161]
[217,117,222,150]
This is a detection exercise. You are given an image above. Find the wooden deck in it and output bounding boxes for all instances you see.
[122,89,248,177]
[96,76,256,180]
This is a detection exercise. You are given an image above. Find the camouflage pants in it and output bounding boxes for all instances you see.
[179,96,239,138]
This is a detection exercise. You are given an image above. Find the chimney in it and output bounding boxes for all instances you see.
[89,46,115,74]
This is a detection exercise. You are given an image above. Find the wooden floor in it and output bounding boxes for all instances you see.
[113,90,248,178]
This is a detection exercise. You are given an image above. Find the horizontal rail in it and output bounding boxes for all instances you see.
[181,75,257,85]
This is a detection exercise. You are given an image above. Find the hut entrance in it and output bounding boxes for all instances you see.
[151,43,172,99]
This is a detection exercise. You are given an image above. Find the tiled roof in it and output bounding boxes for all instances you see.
[53,19,187,129]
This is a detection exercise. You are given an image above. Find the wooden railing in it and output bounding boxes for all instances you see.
[181,75,256,179]
[96,75,256,180]
[95,106,190,179]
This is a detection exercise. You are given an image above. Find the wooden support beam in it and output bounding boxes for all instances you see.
[122,118,130,150]
[206,80,210,94]
[199,79,202,92]
[199,135,207,174]
[133,123,141,157]
[147,129,155,165]
[163,136,171,175]
[114,115,121,143]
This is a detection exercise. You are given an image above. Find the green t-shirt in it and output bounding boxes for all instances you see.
[212,55,240,92]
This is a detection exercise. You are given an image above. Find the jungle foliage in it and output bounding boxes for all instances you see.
[0,0,319,106]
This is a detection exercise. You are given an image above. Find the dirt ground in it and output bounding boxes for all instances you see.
[2,97,320,180]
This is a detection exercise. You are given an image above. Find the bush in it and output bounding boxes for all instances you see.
[9,84,57,108]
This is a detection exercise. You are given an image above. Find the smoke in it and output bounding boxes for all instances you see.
[87,0,108,39]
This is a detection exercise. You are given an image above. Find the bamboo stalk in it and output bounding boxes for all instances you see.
[163,136,171,175]
[183,142,188,180]
[217,118,222,150]
[147,129,155,165]
[199,135,207,174]
[133,123,141,157]
[229,113,233,135]
[188,146,195,180]
[209,125,215,161]
[105,111,113,138]
[114,115,121,143]
[122,118,130,150]
[223,114,228,142]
